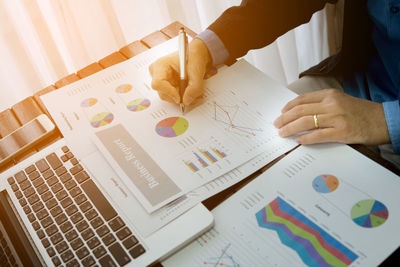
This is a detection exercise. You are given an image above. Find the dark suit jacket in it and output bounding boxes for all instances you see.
[207,0,375,79]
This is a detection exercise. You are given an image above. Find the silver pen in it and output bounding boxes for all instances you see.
[178,28,188,114]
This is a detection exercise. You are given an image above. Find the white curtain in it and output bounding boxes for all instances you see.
[0,0,341,111]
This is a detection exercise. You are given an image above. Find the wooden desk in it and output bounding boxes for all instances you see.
[1,21,399,210]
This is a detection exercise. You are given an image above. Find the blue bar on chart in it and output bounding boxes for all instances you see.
[200,149,217,163]
[194,152,208,167]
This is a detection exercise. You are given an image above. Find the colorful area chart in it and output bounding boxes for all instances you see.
[90,112,114,128]
[80,98,98,107]
[155,117,189,138]
[312,175,339,193]
[256,197,358,267]
[351,199,388,228]
[127,98,151,112]
[115,84,132,93]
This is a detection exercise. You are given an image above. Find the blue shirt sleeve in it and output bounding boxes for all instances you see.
[383,100,400,153]
[196,29,230,66]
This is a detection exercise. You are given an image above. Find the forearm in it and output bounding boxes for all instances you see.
[206,0,335,63]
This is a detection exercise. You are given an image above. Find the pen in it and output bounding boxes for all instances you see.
[178,28,188,114]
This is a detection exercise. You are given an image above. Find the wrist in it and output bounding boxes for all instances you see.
[374,103,391,145]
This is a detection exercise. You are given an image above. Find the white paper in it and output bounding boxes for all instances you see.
[90,58,298,212]
[164,144,400,267]
[80,151,200,238]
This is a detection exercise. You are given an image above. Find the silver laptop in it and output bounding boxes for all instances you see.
[0,137,213,266]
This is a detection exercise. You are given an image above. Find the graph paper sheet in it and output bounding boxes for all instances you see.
[163,144,400,267]
[42,37,297,212]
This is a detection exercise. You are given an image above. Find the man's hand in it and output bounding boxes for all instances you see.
[149,38,212,106]
[273,89,390,145]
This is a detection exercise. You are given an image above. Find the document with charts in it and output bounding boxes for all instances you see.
[42,37,297,212]
[163,144,400,267]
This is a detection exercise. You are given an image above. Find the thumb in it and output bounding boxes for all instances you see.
[182,42,209,105]
[183,77,204,105]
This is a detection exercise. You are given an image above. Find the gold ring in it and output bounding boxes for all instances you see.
[313,114,319,129]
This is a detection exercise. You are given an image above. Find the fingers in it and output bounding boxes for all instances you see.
[296,128,341,144]
[149,56,180,104]
[274,103,323,128]
[150,56,205,106]
[183,77,204,105]
[183,41,209,105]
[151,79,180,104]
[149,39,209,107]
[278,114,331,138]
[281,89,339,112]
[158,91,177,103]
[276,89,343,143]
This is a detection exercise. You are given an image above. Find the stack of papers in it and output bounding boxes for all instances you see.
[41,37,298,236]
[42,37,400,265]
[163,144,400,266]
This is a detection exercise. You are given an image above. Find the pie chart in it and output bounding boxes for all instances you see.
[127,98,151,112]
[351,199,388,228]
[81,98,98,107]
[116,84,132,94]
[312,174,339,193]
[155,117,189,138]
[90,112,114,128]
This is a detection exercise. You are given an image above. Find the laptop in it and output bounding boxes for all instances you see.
[0,136,213,266]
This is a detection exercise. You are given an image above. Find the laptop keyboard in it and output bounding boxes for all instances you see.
[7,146,145,267]
[0,230,18,267]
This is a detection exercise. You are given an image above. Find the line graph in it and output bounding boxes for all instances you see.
[203,243,240,267]
[212,101,263,138]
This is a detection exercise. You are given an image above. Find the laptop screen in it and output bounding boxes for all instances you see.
[0,190,42,266]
